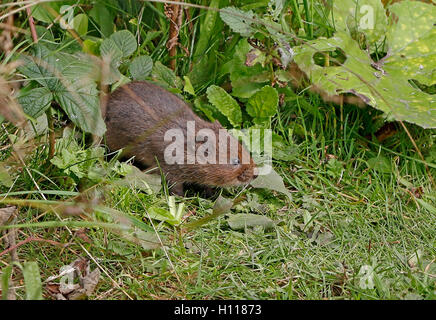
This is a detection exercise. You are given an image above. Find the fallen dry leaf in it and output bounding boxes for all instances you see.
[46,258,101,300]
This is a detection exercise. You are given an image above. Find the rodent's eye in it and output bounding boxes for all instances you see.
[231,158,240,166]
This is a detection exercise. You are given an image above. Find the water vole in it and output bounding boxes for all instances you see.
[104,81,257,195]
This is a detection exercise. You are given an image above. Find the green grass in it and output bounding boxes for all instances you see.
[1,100,435,300]
[0,0,435,301]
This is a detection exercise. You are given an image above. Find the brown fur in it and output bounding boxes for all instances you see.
[104,81,256,195]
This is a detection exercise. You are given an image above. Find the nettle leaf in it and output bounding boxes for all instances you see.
[246,85,278,124]
[18,44,106,135]
[220,7,256,37]
[331,0,387,48]
[18,44,61,91]
[129,55,153,81]
[294,31,436,129]
[384,1,436,86]
[108,30,137,58]
[152,61,182,89]
[100,38,123,66]
[54,83,106,136]
[18,87,53,118]
[207,85,242,127]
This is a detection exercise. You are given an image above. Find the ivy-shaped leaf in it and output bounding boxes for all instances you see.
[206,85,242,127]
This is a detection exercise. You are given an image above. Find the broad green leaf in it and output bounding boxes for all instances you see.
[89,3,114,37]
[183,76,196,96]
[18,44,106,135]
[367,156,392,173]
[194,0,221,59]
[228,39,270,98]
[54,83,106,136]
[31,2,60,23]
[220,7,256,37]
[129,55,153,81]
[109,30,137,58]
[71,13,88,37]
[115,166,161,194]
[294,31,436,128]
[272,133,297,161]
[227,213,274,230]
[250,166,292,201]
[384,1,436,86]
[18,44,61,91]
[0,163,13,188]
[100,38,123,66]
[18,87,53,118]
[331,0,387,48]
[246,85,278,124]
[207,85,242,127]
[1,265,13,300]
[23,262,43,300]
[184,195,234,230]
[151,61,182,89]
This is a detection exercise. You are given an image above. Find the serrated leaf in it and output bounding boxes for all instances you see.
[109,30,137,58]
[129,55,153,80]
[246,85,278,124]
[151,61,182,89]
[207,85,242,127]
[23,262,43,300]
[54,83,106,136]
[220,7,256,37]
[227,213,274,230]
[18,44,61,91]
[18,87,53,118]
[100,38,123,65]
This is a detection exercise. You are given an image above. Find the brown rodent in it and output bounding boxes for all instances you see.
[104,81,257,195]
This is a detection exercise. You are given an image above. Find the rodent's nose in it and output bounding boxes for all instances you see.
[253,173,258,179]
